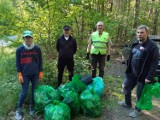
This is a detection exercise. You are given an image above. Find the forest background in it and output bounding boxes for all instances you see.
[0,0,160,119]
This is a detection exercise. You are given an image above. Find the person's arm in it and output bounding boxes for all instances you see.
[16,47,23,84]
[56,38,59,52]
[87,37,92,53]
[16,48,21,72]
[73,39,77,54]
[106,37,111,61]
[38,47,43,72]
[145,45,159,82]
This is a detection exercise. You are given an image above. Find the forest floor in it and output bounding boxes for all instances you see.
[6,56,160,120]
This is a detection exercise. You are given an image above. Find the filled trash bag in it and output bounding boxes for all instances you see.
[80,89,102,117]
[87,77,105,97]
[72,75,86,94]
[62,91,81,115]
[34,85,61,112]
[80,75,93,85]
[58,75,86,95]
[58,82,75,95]
[136,84,153,110]
[151,82,160,98]
[44,100,70,120]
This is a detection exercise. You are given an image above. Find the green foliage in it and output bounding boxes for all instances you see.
[0,47,20,116]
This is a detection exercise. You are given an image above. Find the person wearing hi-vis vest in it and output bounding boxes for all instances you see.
[86,21,111,78]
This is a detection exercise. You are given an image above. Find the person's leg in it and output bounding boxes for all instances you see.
[67,58,74,81]
[30,75,38,115]
[57,57,66,86]
[30,75,39,108]
[17,75,30,109]
[91,54,98,78]
[135,81,145,111]
[16,75,30,119]
[98,55,106,78]
[122,73,137,106]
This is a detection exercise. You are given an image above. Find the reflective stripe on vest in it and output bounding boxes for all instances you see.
[91,31,109,55]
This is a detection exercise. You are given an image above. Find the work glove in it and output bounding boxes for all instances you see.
[39,72,43,81]
[107,55,110,62]
[86,53,90,60]
[18,72,23,84]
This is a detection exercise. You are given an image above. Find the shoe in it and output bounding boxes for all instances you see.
[29,106,35,116]
[15,108,22,120]
[118,101,132,108]
[129,110,142,118]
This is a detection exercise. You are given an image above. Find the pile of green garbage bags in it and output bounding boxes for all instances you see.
[34,75,105,119]
[136,82,160,110]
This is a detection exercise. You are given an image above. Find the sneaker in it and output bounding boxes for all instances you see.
[118,101,132,108]
[129,110,142,118]
[29,106,35,116]
[15,108,22,120]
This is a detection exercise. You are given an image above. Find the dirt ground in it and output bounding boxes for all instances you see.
[6,56,160,120]
[102,57,160,120]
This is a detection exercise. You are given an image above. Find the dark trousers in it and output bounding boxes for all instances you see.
[57,57,74,86]
[122,73,145,111]
[91,54,106,78]
[18,75,39,109]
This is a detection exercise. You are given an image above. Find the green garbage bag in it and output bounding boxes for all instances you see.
[58,75,86,95]
[44,100,70,120]
[62,91,81,115]
[72,75,86,94]
[58,82,75,95]
[136,84,153,110]
[34,85,61,112]
[87,77,105,97]
[151,82,160,98]
[80,89,102,117]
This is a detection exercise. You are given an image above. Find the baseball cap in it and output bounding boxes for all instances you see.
[23,30,33,37]
[63,25,71,30]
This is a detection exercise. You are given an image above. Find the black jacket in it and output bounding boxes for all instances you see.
[126,37,159,82]
[56,35,77,58]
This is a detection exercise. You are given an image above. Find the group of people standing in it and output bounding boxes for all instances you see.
[15,21,159,119]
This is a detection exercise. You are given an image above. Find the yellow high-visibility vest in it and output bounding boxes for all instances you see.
[90,31,109,55]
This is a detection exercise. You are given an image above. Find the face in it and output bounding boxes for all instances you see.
[63,29,71,37]
[136,28,148,43]
[24,36,33,46]
[96,22,104,33]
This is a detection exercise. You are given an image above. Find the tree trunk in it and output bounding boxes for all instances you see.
[133,0,140,28]
[152,8,159,34]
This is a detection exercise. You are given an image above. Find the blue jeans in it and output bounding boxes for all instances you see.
[17,75,39,109]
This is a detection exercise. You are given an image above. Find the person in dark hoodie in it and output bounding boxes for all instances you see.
[118,25,159,118]
[56,25,77,88]
[15,30,43,120]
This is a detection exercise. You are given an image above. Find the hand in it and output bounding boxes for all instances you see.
[107,55,110,62]
[39,72,43,81]
[18,72,23,84]
[145,79,151,84]
[86,53,90,60]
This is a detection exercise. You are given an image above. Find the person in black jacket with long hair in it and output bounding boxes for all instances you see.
[56,25,77,88]
[118,25,159,118]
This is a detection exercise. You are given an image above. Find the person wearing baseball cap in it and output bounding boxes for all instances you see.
[15,30,43,119]
[56,25,77,88]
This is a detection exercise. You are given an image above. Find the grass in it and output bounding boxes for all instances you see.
[0,46,126,119]
[0,47,20,117]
